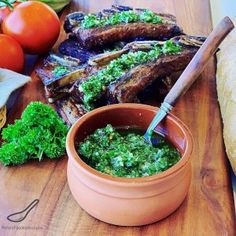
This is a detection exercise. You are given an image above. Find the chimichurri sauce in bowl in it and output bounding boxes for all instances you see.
[66,103,193,225]
[77,124,180,178]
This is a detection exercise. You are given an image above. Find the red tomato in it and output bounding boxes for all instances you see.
[2,1,60,54]
[0,34,24,72]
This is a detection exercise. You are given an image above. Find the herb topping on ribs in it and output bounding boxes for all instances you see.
[70,35,204,110]
[64,5,183,48]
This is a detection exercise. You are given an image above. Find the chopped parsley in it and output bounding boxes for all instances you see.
[52,66,70,77]
[81,10,162,29]
[79,40,182,110]
[78,124,181,178]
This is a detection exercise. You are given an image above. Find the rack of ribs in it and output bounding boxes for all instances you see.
[64,5,183,49]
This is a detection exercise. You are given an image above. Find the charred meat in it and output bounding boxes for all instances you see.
[36,46,135,102]
[36,35,204,108]
[58,38,96,62]
[108,49,194,103]
[35,54,89,95]
[64,5,183,48]
[55,97,87,126]
[35,6,207,126]
[58,36,128,60]
[70,35,205,109]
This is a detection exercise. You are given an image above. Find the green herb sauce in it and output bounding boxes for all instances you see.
[79,40,182,110]
[78,124,181,178]
[52,66,70,77]
[81,10,162,29]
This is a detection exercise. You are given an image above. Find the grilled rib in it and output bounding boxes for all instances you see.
[36,46,138,102]
[64,5,183,49]
[55,97,87,126]
[108,36,205,103]
[70,35,205,108]
[36,54,87,95]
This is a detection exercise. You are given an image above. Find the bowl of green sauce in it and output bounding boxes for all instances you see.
[66,103,193,226]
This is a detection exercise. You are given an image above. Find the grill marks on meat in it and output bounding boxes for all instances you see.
[64,6,183,49]
[108,49,197,103]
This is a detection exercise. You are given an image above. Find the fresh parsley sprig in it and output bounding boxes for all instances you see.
[0,102,68,166]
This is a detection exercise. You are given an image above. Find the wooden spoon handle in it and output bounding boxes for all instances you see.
[164,16,234,106]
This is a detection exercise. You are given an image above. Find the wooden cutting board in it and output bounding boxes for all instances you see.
[0,1,235,235]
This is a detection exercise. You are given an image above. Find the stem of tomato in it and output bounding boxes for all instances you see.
[0,0,14,10]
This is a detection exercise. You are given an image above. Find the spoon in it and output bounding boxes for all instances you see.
[7,199,39,223]
[144,16,234,145]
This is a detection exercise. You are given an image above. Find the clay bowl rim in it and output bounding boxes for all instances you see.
[66,103,193,184]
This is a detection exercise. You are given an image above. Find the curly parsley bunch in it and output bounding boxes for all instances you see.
[0,102,68,166]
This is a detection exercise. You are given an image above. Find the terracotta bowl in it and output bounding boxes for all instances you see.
[66,103,193,226]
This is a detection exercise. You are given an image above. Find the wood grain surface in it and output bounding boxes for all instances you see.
[0,0,235,235]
